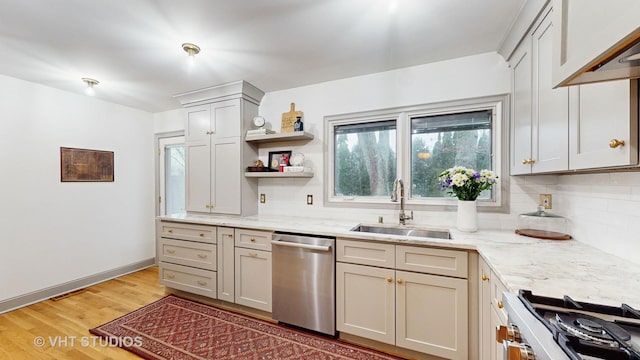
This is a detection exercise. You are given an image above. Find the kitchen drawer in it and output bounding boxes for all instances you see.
[490,269,508,323]
[395,245,468,278]
[159,262,217,298]
[235,228,272,251]
[158,221,216,244]
[158,238,216,271]
[337,239,395,268]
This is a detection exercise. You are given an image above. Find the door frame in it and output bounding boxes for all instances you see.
[154,131,185,217]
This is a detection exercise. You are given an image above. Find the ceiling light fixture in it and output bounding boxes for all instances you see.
[82,77,99,96]
[182,43,201,66]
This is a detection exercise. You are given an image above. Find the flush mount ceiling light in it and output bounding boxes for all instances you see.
[182,43,201,65]
[81,77,99,96]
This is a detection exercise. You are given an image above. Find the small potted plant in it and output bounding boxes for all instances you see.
[438,166,498,232]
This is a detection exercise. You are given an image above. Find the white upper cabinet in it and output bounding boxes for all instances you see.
[569,80,638,169]
[511,7,569,175]
[552,0,640,87]
[177,81,263,216]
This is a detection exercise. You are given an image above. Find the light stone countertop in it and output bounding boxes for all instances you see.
[159,213,640,309]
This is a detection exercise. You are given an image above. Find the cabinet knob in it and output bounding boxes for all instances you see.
[249,252,258,258]
[609,138,625,148]
[166,273,175,279]
[386,277,393,283]
[396,279,403,284]
[199,233,204,237]
[521,159,529,165]
[167,229,173,233]
[249,237,256,242]
[225,233,233,238]
[498,300,504,309]
[482,274,489,281]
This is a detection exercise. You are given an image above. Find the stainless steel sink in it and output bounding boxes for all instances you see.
[350,224,451,239]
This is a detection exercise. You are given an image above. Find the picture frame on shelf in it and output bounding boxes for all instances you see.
[268,150,292,172]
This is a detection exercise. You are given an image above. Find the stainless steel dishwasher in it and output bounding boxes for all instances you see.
[271,232,335,336]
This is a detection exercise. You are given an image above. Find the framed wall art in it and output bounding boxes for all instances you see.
[268,150,292,172]
[60,147,114,182]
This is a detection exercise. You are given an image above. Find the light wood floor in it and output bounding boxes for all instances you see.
[0,266,166,360]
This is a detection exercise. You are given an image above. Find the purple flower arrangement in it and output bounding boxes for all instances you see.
[438,166,498,201]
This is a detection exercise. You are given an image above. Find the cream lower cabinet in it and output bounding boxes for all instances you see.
[234,228,273,312]
[217,227,235,302]
[234,247,272,312]
[337,239,469,360]
[157,221,217,298]
[479,257,508,360]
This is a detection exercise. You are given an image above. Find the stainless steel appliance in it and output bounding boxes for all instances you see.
[271,232,335,336]
[500,290,640,360]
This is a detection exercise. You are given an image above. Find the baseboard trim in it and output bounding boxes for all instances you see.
[0,258,156,314]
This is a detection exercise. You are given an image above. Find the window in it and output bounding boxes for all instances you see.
[411,110,492,199]
[334,120,397,197]
[325,95,507,210]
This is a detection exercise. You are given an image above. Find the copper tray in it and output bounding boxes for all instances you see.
[515,229,571,240]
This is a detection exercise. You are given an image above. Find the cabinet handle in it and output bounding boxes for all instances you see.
[249,237,256,242]
[197,253,207,259]
[498,300,504,309]
[386,277,393,283]
[396,279,403,284]
[482,274,489,281]
[166,249,175,254]
[166,273,175,279]
[249,252,258,258]
[167,229,173,233]
[197,280,207,286]
[609,139,625,148]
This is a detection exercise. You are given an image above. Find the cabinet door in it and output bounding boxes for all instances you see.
[531,9,569,173]
[185,141,211,212]
[490,307,506,360]
[211,99,241,138]
[510,36,533,175]
[217,227,235,302]
[185,104,211,143]
[479,259,492,360]
[234,247,272,312]
[395,270,468,360]
[336,262,395,345]
[569,80,638,169]
[211,137,241,215]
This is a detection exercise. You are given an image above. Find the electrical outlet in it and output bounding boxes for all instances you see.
[260,193,266,204]
[306,194,313,205]
[539,194,552,209]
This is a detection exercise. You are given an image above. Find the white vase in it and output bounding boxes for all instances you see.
[457,200,478,232]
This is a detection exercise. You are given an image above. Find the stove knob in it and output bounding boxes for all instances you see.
[496,325,522,343]
[504,341,536,360]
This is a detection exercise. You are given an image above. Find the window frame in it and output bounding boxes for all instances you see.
[324,95,509,213]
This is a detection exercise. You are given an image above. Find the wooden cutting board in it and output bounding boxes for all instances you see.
[515,229,572,240]
[281,102,302,133]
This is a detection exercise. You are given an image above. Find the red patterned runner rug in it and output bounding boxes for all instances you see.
[90,295,406,360]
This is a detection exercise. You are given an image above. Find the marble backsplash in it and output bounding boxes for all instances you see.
[257,172,640,265]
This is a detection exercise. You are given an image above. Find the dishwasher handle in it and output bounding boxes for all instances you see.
[271,240,331,252]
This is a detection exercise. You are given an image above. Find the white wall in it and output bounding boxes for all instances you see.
[256,52,512,224]
[152,52,640,266]
[0,74,155,302]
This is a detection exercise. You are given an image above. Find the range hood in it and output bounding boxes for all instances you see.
[560,32,640,86]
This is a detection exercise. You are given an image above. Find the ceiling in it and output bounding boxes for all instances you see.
[0,0,526,113]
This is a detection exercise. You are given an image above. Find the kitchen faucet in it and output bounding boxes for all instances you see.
[391,179,413,225]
